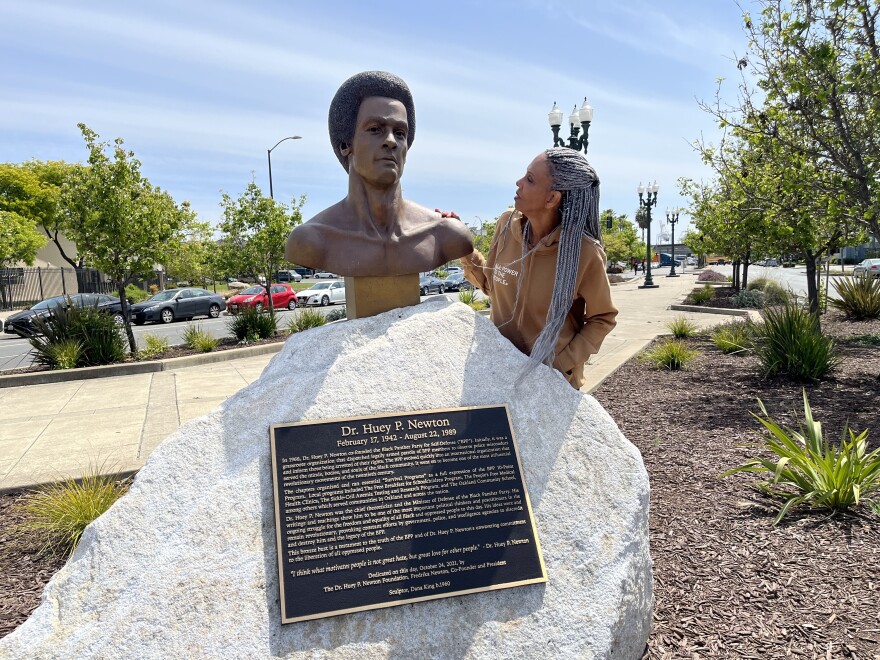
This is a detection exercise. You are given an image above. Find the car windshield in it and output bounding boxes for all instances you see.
[31,296,66,310]
[240,286,264,295]
[309,283,331,290]
[149,291,177,302]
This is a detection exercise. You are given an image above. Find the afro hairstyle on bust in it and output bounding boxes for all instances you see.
[328,71,416,171]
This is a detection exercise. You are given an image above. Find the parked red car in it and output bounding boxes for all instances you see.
[227,284,298,314]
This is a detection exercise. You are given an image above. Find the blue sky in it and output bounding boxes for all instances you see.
[1,0,751,240]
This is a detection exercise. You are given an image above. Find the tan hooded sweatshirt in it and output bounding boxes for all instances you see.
[462,210,617,389]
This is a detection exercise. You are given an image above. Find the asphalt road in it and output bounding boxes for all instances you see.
[0,287,458,372]
[0,305,337,372]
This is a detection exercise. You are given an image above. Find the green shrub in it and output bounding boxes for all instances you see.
[712,321,752,354]
[227,305,277,341]
[458,288,488,311]
[830,275,880,319]
[124,284,150,304]
[27,302,126,368]
[750,302,839,381]
[640,338,700,370]
[325,307,347,322]
[721,390,880,525]
[690,285,715,305]
[140,333,170,358]
[182,323,218,352]
[733,289,765,309]
[666,316,698,338]
[288,308,327,333]
[17,468,129,556]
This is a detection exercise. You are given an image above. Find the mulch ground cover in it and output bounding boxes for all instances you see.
[2,308,879,657]
[593,311,880,659]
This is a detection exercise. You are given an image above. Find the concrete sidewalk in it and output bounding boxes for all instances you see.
[0,272,731,491]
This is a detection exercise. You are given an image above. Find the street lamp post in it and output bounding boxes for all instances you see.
[267,135,302,199]
[666,208,680,277]
[638,181,660,289]
[548,98,593,154]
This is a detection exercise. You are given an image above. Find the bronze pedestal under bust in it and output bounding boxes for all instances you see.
[285,71,473,277]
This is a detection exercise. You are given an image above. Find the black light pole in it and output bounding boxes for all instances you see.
[638,181,660,289]
[666,208,680,277]
[267,135,302,199]
[548,98,593,154]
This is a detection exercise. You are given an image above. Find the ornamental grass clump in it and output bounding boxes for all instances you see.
[458,288,488,311]
[287,308,327,333]
[17,468,129,557]
[712,320,753,355]
[27,302,126,368]
[747,277,771,291]
[721,390,880,525]
[830,275,880,319]
[325,307,347,322]
[640,338,700,371]
[182,323,218,352]
[227,305,277,341]
[666,315,699,339]
[140,333,169,358]
[749,302,839,381]
[46,339,85,370]
[690,284,715,305]
[762,282,791,306]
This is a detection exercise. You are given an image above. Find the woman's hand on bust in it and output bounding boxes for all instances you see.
[434,208,461,220]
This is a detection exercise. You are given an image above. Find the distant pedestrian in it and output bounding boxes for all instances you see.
[641,259,646,272]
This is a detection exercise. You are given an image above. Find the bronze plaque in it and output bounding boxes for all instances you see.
[270,405,546,623]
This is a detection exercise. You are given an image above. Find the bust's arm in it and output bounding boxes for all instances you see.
[436,218,475,264]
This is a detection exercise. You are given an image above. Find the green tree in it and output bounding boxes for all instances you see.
[217,181,304,314]
[470,216,498,256]
[162,213,215,288]
[600,209,644,266]
[0,161,85,268]
[0,211,45,268]
[61,124,190,353]
[738,0,880,246]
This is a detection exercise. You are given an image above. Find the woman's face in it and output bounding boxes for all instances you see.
[514,153,556,217]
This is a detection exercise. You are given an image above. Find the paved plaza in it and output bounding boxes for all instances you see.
[0,272,733,491]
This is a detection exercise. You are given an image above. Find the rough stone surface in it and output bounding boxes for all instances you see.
[1,299,652,659]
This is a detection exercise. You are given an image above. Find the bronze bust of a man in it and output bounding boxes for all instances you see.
[285,71,473,277]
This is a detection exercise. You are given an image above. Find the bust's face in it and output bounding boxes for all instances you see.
[345,96,408,188]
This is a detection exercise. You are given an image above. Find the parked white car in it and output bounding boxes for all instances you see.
[854,258,880,278]
[298,281,345,306]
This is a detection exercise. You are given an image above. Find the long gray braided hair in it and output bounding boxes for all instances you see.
[517,147,601,382]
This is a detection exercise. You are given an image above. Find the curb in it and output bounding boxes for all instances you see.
[669,304,748,317]
[0,341,286,389]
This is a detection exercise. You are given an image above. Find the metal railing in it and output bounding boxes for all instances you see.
[0,267,116,311]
